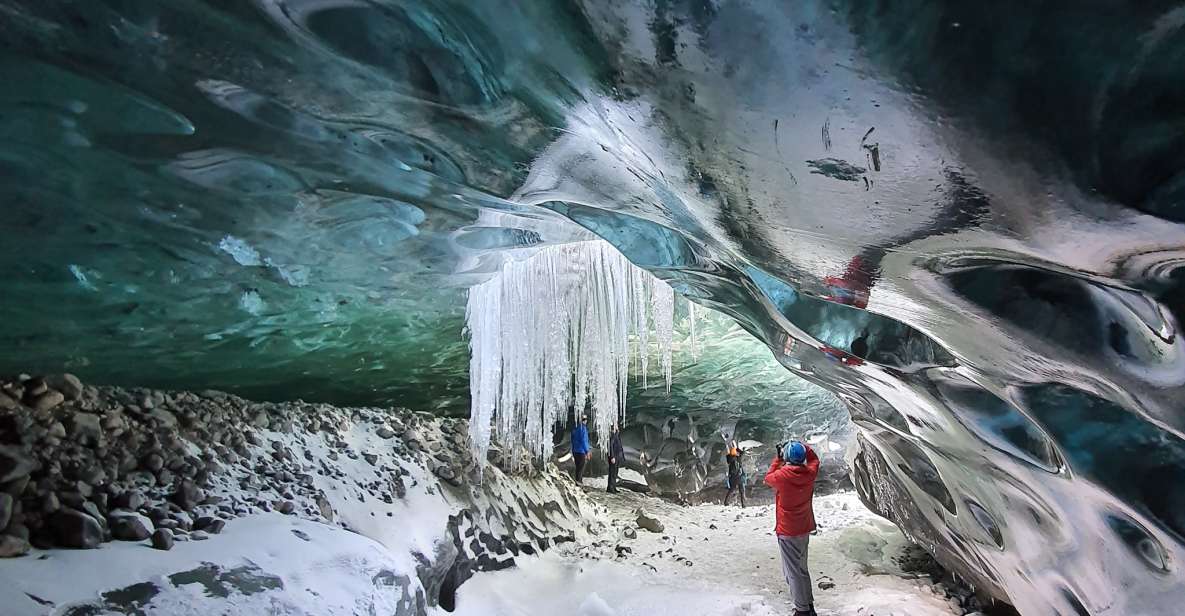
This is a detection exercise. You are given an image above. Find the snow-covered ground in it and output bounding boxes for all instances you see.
[448,480,966,616]
[0,514,414,615]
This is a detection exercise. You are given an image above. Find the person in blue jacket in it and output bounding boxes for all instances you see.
[571,414,590,483]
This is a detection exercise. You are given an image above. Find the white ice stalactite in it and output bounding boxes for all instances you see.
[465,281,500,468]
[466,240,679,466]
[652,283,675,393]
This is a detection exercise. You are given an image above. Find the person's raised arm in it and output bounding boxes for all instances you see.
[804,444,820,474]
[764,449,786,488]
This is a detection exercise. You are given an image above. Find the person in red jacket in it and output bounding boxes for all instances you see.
[764,440,820,616]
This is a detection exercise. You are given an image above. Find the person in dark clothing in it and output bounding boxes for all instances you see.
[724,440,746,507]
[850,328,869,360]
[571,414,590,483]
[607,423,625,493]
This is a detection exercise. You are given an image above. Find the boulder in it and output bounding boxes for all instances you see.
[149,409,178,428]
[151,528,174,551]
[0,445,34,484]
[111,515,152,541]
[193,516,226,534]
[0,493,11,531]
[142,453,165,473]
[68,412,102,443]
[48,374,84,401]
[0,534,29,558]
[0,391,17,410]
[635,510,664,533]
[31,390,65,413]
[114,490,145,511]
[51,509,102,548]
[376,426,396,439]
[41,492,60,514]
[315,494,334,522]
[81,502,106,529]
[171,480,203,511]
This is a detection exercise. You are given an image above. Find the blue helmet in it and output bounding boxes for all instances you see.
[786,441,807,464]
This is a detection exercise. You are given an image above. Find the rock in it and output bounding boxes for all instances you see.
[0,391,17,410]
[623,527,637,539]
[0,493,11,531]
[376,426,396,439]
[250,410,270,429]
[362,453,378,466]
[68,412,102,443]
[635,510,664,533]
[111,516,152,541]
[315,494,333,522]
[0,445,35,484]
[149,409,178,428]
[0,534,30,558]
[31,390,65,413]
[151,528,174,551]
[617,479,650,493]
[47,422,67,439]
[48,374,84,401]
[171,480,203,511]
[115,490,145,511]
[278,501,295,515]
[817,576,836,590]
[41,492,59,514]
[81,502,106,528]
[7,524,28,541]
[24,378,47,398]
[51,509,102,548]
[190,530,209,541]
[194,516,226,534]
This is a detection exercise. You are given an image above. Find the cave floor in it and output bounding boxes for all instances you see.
[449,480,965,616]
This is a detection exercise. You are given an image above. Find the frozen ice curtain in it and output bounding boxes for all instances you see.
[466,241,677,467]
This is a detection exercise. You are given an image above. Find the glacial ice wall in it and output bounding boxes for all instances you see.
[1,1,1184,614]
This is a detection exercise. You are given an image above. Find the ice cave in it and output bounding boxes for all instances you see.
[1,1,1183,615]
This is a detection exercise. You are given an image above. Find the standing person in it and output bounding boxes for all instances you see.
[764,440,820,616]
[571,414,590,483]
[723,440,746,507]
[606,423,625,493]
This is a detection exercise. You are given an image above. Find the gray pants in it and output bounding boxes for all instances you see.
[777,534,813,611]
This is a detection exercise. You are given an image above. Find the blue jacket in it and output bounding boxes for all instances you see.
[571,424,590,455]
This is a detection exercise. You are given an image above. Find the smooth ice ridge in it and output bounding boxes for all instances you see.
[467,240,677,465]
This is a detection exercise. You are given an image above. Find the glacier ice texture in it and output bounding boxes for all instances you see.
[0,1,1184,614]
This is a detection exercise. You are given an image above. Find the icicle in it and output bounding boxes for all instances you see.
[466,240,678,466]
[652,282,675,393]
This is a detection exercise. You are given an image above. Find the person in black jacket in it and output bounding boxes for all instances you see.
[724,439,746,507]
[607,423,625,493]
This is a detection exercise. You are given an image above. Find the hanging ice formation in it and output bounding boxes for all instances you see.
[466,240,677,466]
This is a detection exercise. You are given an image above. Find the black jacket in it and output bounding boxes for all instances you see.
[609,432,625,462]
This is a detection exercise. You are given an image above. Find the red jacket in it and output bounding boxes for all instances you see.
[763,445,820,537]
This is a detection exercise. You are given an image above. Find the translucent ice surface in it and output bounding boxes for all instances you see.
[2,2,1185,613]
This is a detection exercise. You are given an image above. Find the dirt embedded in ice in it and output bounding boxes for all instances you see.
[451,480,975,616]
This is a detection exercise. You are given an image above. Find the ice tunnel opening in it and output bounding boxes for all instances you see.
[4,2,1185,616]
[464,237,855,501]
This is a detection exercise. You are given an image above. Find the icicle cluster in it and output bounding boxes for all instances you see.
[466,240,676,466]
